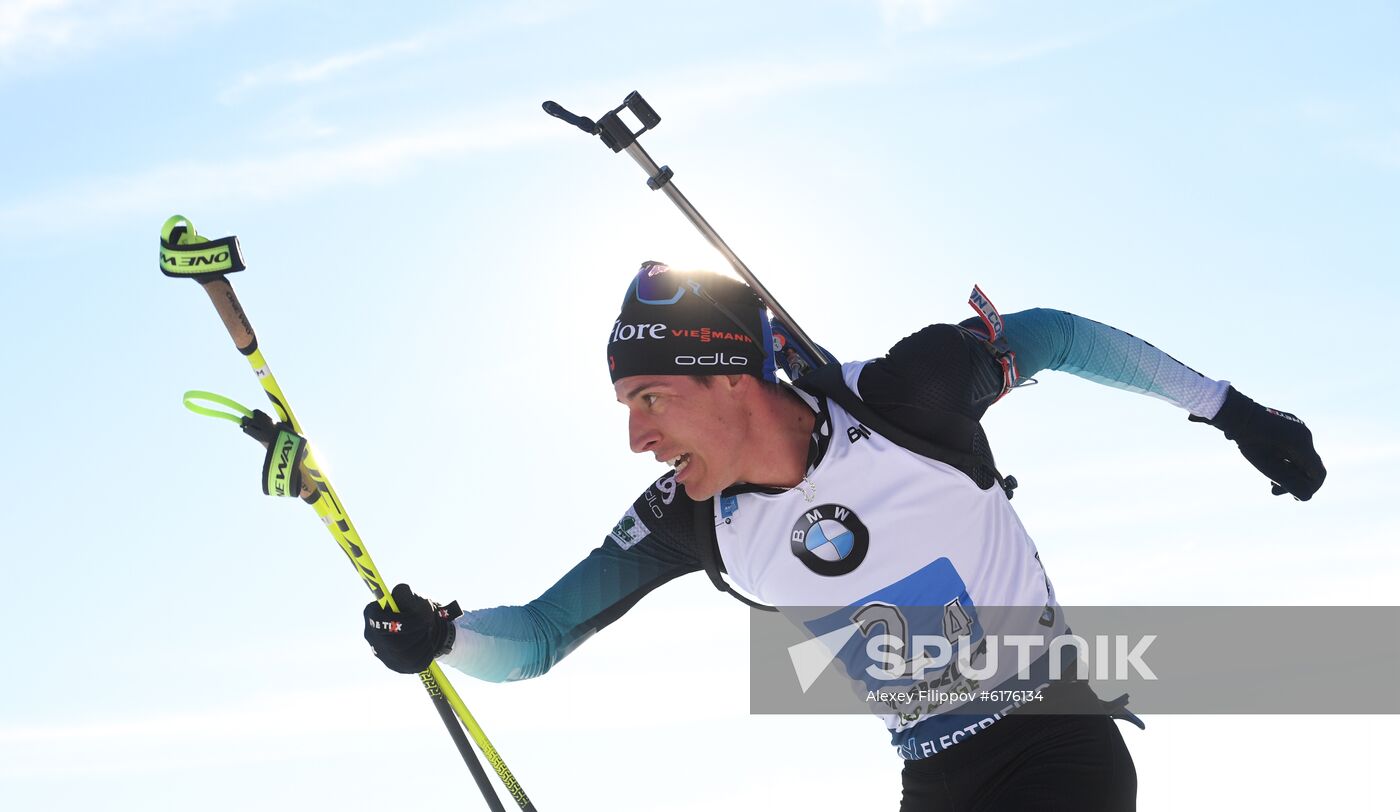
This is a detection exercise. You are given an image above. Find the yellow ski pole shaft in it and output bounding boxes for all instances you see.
[200,275,534,811]
[161,217,535,811]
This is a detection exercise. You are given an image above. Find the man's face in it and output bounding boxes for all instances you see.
[614,374,750,501]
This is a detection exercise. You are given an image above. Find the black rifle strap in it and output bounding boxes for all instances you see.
[797,363,1015,499]
[693,496,779,612]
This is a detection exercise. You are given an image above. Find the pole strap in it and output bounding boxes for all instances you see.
[160,215,247,279]
[183,390,253,423]
[256,422,308,497]
[182,390,307,497]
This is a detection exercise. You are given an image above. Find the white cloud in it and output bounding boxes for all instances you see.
[656,57,881,117]
[0,0,237,69]
[0,683,427,779]
[1346,133,1400,171]
[1287,95,1400,171]
[879,3,1190,68]
[0,56,883,230]
[219,35,428,103]
[1295,97,1357,126]
[0,0,74,51]
[0,104,556,227]
[0,606,746,780]
[937,30,1103,67]
[875,0,972,29]
[217,1,588,103]
[497,0,592,26]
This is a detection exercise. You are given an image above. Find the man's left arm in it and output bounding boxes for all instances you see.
[993,308,1327,500]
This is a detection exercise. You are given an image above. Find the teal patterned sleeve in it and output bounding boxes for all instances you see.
[998,308,1229,418]
[438,474,699,682]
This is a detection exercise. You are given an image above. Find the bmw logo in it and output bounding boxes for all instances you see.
[790,504,870,576]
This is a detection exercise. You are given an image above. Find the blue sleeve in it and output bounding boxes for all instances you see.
[996,308,1229,417]
[438,474,699,682]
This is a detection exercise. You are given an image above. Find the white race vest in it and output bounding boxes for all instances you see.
[713,362,1069,758]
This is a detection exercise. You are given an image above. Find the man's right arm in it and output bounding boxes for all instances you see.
[437,474,700,682]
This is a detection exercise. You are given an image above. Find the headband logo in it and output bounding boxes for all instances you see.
[675,354,749,367]
[670,327,753,344]
[610,321,668,342]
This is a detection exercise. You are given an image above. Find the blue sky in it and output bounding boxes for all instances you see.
[2,1,1397,809]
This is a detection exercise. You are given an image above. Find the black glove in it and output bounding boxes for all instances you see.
[1190,386,1326,501]
[364,583,462,674]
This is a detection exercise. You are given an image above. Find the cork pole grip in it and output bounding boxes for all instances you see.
[199,276,257,353]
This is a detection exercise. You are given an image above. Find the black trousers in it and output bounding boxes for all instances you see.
[899,683,1138,811]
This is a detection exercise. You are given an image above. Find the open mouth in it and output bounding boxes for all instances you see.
[666,453,691,473]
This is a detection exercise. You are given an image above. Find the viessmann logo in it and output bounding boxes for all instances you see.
[670,327,753,344]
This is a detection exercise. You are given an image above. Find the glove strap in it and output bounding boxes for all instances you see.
[1188,386,1257,440]
[434,600,463,657]
[967,285,1020,401]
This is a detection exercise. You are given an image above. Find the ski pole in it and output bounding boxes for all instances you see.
[159,216,535,812]
[543,91,832,368]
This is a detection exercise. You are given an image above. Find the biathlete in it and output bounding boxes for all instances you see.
[365,262,1325,811]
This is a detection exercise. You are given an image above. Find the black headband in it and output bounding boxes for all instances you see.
[607,262,775,383]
